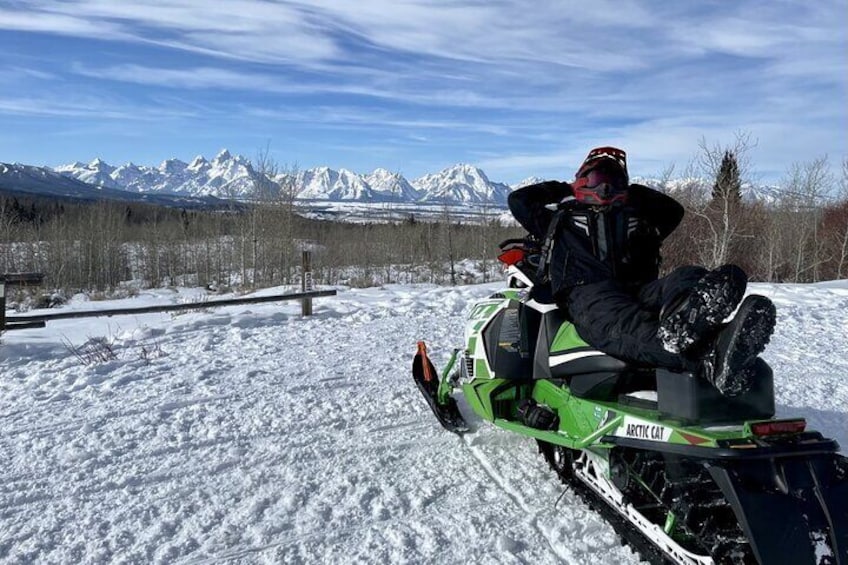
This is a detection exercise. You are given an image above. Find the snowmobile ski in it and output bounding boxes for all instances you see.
[412,342,469,434]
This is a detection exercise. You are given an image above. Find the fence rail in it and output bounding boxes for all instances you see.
[3,289,337,327]
[1,251,331,334]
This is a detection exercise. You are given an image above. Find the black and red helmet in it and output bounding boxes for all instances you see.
[572,146,629,205]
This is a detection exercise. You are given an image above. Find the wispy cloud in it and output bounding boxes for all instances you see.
[0,2,338,64]
[0,1,844,182]
[0,95,198,120]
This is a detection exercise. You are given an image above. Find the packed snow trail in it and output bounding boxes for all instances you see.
[1,281,846,564]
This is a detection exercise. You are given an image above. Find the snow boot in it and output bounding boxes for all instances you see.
[702,294,777,397]
[658,264,747,354]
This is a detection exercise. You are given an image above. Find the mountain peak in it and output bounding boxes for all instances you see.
[159,158,187,173]
[512,176,546,189]
[410,163,509,204]
[214,149,232,161]
[88,157,112,171]
[449,162,484,173]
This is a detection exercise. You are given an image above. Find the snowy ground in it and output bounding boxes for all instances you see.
[1,281,846,564]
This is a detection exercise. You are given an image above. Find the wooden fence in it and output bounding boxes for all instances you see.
[1,251,335,334]
[0,273,47,331]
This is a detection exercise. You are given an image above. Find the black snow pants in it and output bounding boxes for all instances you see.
[564,266,707,371]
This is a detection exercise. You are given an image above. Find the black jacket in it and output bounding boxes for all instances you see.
[508,181,684,300]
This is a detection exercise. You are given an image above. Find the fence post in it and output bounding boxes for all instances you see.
[0,277,6,334]
[301,250,313,317]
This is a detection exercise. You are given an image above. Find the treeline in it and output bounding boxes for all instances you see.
[0,193,521,297]
[1,139,847,301]
[658,139,848,283]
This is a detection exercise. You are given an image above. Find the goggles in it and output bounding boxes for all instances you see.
[572,160,629,205]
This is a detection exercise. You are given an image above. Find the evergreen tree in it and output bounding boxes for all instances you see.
[712,150,742,203]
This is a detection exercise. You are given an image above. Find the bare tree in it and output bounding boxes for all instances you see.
[837,156,848,278]
[687,132,757,268]
[441,201,457,285]
[779,156,834,282]
[249,145,279,288]
[824,156,848,279]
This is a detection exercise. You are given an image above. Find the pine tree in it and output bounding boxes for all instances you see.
[712,150,742,203]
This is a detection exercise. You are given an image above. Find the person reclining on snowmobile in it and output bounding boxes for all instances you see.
[508,146,776,397]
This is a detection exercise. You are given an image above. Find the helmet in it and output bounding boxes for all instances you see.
[572,146,629,205]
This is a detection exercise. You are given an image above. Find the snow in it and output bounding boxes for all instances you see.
[1,280,846,563]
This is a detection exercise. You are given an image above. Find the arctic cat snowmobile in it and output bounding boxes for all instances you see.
[413,238,848,565]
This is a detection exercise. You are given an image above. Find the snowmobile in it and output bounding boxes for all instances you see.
[413,238,848,565]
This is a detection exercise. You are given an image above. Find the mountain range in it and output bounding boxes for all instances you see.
[2,149,784,209]
[51,149,518,206]
[0,162,230,209]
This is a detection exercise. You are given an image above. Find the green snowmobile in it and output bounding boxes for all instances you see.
[413,238,848,565]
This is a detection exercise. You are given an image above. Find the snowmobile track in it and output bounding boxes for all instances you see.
[537,441,673,565]
[536,440,772,564]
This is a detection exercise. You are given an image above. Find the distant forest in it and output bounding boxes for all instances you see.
[0,191,521,299]
[2,139,847,304]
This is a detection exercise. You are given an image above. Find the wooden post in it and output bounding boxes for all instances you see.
[0,277,6,334]
[301,250,313,316]
[0,273,45,335]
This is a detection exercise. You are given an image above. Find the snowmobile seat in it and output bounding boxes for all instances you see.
[533,310,642,400]
[656,358,775,425]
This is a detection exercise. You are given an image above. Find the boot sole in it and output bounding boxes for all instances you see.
[713,295,776,396]
[659,266,746,354]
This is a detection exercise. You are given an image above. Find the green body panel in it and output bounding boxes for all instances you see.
[464,298,510,380]
[461,372,758,450]
[493,419,578,447]
[462,378,524,422]
[473,359,491,379]
[550,322,590,352]
[453,286,770,450]
[499,290,522,301]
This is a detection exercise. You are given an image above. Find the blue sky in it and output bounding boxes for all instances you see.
[0,1,845,185]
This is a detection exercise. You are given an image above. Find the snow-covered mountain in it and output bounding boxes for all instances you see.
[0,162,229,208]
[2,162,112,198]
[55,152,513,206]
[637,176,785,205]
[55,158,120,189]
[511,176,547,189]
[412,164,511,205]
[56,149,259,199]
[365,168,420,201]
[294,167,376,201]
